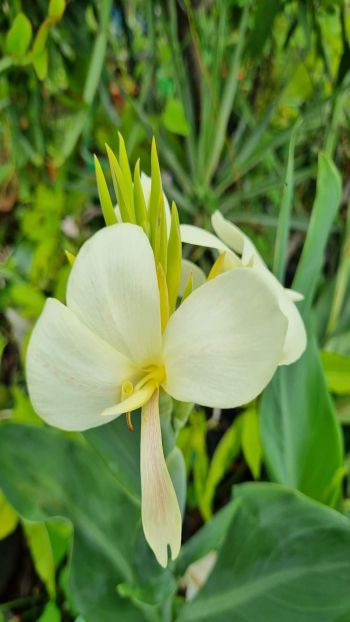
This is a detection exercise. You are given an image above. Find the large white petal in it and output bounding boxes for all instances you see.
[179,259,206,296]
[211,211,265,267]
[140,390,182,567]
[162,269,287,407]
[67,224,162,365]
[26,299,136,431]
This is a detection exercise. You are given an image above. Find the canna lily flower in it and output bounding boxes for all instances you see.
[181,211,307,365]
[26,223,288,567]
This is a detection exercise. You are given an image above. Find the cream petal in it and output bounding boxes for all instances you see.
[252,266,307,365]
[66,223,162,365]
[140,389,182,567]
[285,288,304,302]
[211,211,265,267]
[179,259,206,296]
[26,299,135,431]
[162,268,287,407]
[180,224,230,252]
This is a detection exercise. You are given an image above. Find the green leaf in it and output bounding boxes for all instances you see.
[6,13,32,59]
[0,490,18,539]
[273,121,300,281]
[321,350,350,395]
[33,48,48,80]
[260,322,343,506]
[293,153,342,309]
[37,602,60,622]
[177,483,350,622]
[0,423,148,621]
[48,0,66,20]
[94,155,118,226]
[241,407,262,479]
[162,99,190,137]
[23,521,56,598]
[201,417,242,520]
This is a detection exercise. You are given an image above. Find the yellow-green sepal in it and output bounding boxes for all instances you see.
[94,155,118,226]
[118,132,135,222]
[167,202,182,313]
[105,144,135,224]
[133,159,148,234]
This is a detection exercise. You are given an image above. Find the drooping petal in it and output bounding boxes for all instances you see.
[211,211,265,266]
[179,259,206,296]
[67,224,162,365]
[140,389,182,567]
[180,224,231,253]
[26,299,136,431]
[162,268,287,407]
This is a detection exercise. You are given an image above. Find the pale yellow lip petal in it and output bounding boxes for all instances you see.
[101,383,156,418]
[162,268,287,408]
[140,389,182,567]
[180,223,230,252]
[26,299,135,431]
[285,288,304,302]
[66,223,162,364]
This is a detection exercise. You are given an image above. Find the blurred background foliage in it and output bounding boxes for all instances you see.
[1,0,350,620]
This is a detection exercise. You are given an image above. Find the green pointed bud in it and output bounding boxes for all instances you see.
[105,144,135,224]
[154,192,168,274]
[118,132,135,221]
[94,155,118,226]
[133,160,148,233]
[167,202,182,313]
[64,250,76,266]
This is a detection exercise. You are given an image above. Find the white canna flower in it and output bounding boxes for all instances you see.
[181,211,307,365]
[26,223,288,567]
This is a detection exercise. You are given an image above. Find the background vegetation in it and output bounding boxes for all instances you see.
[1,1,350,621]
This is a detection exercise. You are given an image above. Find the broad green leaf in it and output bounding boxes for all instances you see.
[48,0,66,20]
[6,13,32,59]
[177,483,350,622]
[167,202,182,313]
[260,321,343,506]
[23,521,56,598]
[201,417,242,520]
[0,490,18,539]
[293,153,342,309]
[321,350,350,395]
[32,22,49,58]
[162,99,190,137]
[241,407,261,479]
[0,423,148,621]
[94,155,118,226]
